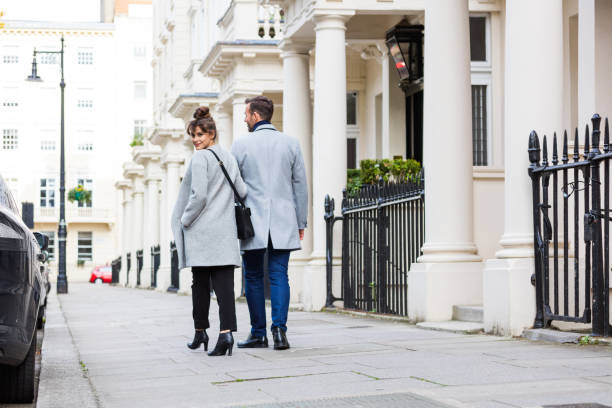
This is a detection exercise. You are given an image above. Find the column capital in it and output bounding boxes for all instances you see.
[313,14,351,32]
[133,145,162,167]
[232,93,259,106]
[114,180,131,191]
[279,40,312,58]
[161,153,185,167]
[123,162,144,180]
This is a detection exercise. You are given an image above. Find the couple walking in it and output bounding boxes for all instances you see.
[171,96,308,357]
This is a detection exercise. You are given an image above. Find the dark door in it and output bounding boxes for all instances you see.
[405,88,423,163]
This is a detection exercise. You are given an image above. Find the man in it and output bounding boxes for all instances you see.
[231,95,308,350]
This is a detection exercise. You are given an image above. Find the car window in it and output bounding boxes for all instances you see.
[0,175,19,215]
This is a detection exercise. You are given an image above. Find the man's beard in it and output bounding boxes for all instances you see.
[247,123,254,132]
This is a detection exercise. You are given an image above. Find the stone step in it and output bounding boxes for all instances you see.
[452,304,483,323]
[416,320,484,335]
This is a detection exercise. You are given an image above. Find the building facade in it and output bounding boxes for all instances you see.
[115,0,612,336]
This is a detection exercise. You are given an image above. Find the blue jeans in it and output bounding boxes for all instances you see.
[243,239,290,337]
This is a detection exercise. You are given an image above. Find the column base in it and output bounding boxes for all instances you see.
[408,261,483,322]
[483,257,535,336]
[233,267,242,299]
[140,259,152,288]
[119,267,127,287]
[155,265,171,292]
[127,268,138,288]
[288,254,311,305]
[178,267,192,296]
[419,242,482,263]
[302,255,327,312]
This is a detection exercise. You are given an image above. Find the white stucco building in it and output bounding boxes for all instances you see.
[115,0,612,336]
[0,0,152,282]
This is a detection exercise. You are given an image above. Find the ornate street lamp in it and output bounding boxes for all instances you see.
[26,36,68,294]
[385,23,424,94]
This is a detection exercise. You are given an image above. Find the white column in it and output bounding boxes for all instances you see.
[124,193,134,286]
[141,165,161,288]
[305,15,347,311]
[281,41,314,305]
[214,104,233,150]
[130,176,145,287]
[232,97,249,141]
[156,163,170,292]
[381,49,390,158]
[483,0,563,336]
[578,0,595,130]
[408,0,482,323]
[116,182,131,286]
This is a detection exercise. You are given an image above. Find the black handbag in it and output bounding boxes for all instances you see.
[206,149,255,240]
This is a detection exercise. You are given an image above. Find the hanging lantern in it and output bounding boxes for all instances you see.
[385,22,423,84]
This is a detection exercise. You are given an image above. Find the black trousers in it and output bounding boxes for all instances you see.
[191,265,237,332]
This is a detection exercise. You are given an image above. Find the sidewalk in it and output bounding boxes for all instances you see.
[35,283,612,408]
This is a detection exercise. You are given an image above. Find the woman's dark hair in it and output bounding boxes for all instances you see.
[188,106,216,139]
[245,95,274,122]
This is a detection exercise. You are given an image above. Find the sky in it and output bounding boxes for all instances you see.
[0,0,101,22]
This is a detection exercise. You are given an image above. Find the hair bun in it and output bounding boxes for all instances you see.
[194,106,211,119]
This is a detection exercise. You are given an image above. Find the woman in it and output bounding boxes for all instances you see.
[171,106,247,357]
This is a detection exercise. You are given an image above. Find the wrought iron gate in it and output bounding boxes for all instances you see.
[168,241,179,292]
[325,175,425,316]
[151,245,160,288]
[136,249,143,286]
[529,114,611,337]
[111,256,121,284]
[126,252,131,284]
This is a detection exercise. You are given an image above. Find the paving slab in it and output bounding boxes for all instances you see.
[32,283,612,408]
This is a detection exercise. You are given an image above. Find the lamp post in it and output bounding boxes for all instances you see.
[26,36,68,294]
[385,22,424,94]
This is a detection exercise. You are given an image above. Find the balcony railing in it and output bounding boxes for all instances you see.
[35,207,114,224]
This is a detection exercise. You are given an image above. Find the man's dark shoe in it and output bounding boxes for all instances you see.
[271,327,290,350]
[237,333,268,348]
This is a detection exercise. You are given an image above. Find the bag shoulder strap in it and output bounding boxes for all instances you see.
[206,148,246,207]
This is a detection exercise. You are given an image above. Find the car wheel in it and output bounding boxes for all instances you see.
[0,332,36,403]
[95,278,102,284]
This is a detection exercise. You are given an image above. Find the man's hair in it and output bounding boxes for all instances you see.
[245,95,274,122]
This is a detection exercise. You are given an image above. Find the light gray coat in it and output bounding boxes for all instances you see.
[171,144,247,269]
[231,123,308,251]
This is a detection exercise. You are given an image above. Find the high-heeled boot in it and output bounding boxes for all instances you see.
[187,330,209,351]
[208,332,234,356]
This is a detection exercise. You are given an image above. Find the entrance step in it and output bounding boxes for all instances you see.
[452,305,483,323]
[416,320,484,334]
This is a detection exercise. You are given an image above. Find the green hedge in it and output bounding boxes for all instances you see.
[347,158,422,195]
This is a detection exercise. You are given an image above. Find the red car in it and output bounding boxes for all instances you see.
[89,265,112,283]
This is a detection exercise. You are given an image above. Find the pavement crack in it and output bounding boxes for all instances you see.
[409,376,447,386]
[212,372,334,385]
[351,370,382,380]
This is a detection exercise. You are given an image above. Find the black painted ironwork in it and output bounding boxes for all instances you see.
[151,245,160,288]
[324,195,343,308]
[325,173,425,316]
[136,249,143,286]
[169,241,179,292]
[110,256,121,284]
[126,252,131,285]
[529,114,611,337]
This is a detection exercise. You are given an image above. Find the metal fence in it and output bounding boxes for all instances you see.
[126,252,131,284]
[169,241,179,292]
[529,114,611,336]
[110,256,121,284]
[325,174,425,316]
[151,245,160,288]
[136,249,143,286]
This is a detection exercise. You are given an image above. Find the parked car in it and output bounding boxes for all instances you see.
[0,175,49,403]
[89,265,112,284]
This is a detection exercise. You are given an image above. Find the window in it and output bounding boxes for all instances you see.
[43,231,56,260]
[77,99,93,108]
[77,131,93,152]
[470,14,492,166]
[6,178,19,206]
[77,178,93,207]
[2,129,18,150]
[40,130,56,151]
[134,45,146,58]
[2,87,18,108]
[3,46,18,64]
[40,53,57,64]
[134,120,146,137]
[134,81,147,98]
[41,140,56,151]
[77,49,93,65]
[346,92,359,169]
[77,232,93,261]
[40,178,56,208]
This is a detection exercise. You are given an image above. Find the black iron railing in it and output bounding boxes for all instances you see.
[136,249,143,286]
[168,241,179,292]
[151,245,160,288]
[325,174,425,316]
[110,256,121,284]
[126,252,131,284]
[529,114,611,337]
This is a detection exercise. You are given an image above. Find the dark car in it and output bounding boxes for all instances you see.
[0,175,49,403]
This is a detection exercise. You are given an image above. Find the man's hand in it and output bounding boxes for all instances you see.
[299,229,304,241]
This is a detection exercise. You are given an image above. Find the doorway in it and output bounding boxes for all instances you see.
[404,87,423,163]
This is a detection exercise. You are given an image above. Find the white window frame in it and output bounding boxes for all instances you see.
[77,48,94,65]
[2,46,19,64]
[470,13,493,167]
[2,87,19,108]
[134,81,147,99]
[43,231,56,260]
[40,178,56,208]
[134,119,146,137]
[76,178,93,208]
[134,44,146,58]
[77,231,93,261]
[2,129,18,150]
[77,130,94,152]
[346,91,360,169]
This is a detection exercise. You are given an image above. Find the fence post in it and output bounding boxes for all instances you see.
[324,194,343,308]
[589,114,606,337]
[528,131,545,329]
[376,178,387,314]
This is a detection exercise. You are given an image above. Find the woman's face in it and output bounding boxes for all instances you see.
[191,126,215,150]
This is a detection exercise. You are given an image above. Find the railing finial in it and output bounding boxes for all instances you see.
[591,113,602,154]
[528,130,540,166]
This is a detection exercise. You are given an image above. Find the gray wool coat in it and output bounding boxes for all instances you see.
[231,123,308,251]
[171,144,247,269]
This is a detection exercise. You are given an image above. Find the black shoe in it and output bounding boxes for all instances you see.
[271,327,290,350]
[237,333,268,348]
[187,330,209,351]
[208,332,234,356]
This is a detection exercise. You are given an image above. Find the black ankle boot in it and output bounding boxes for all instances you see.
[187,330,209,351]
[208,332,234,356]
